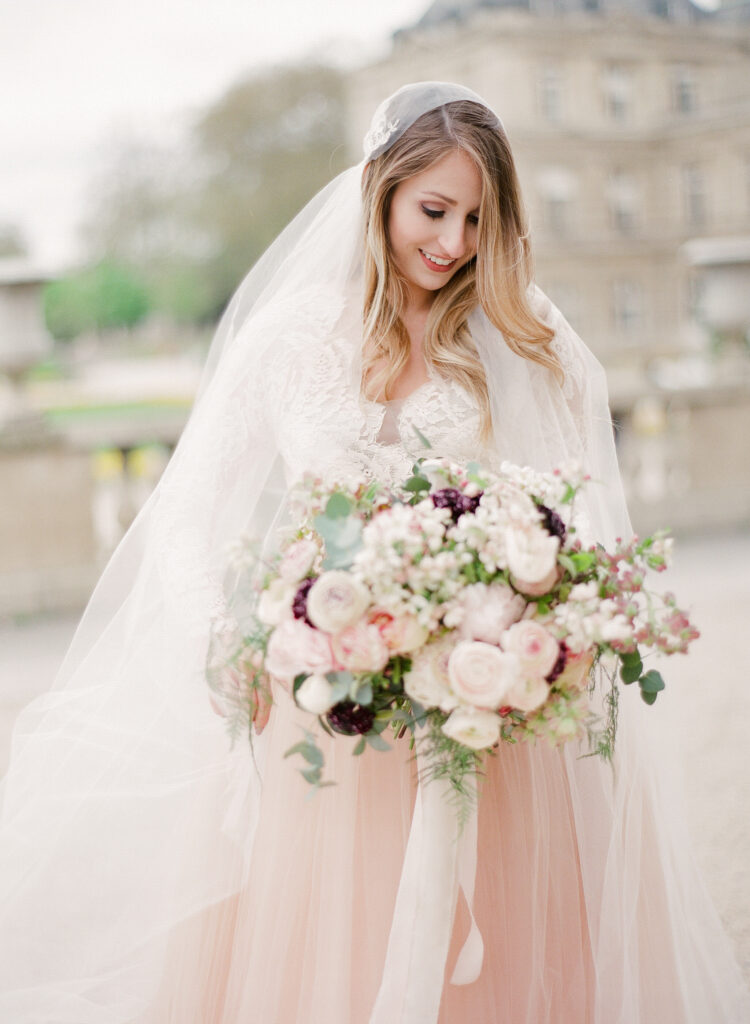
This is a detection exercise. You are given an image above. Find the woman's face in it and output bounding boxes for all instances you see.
[387,148,482,309]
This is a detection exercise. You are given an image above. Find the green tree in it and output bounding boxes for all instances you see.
[81,63,348,327]
[44,261,151,341]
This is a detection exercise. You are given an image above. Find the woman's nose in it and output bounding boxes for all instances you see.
[438,218,467,258]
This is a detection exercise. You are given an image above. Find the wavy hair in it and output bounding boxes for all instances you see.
[360,100,561,441]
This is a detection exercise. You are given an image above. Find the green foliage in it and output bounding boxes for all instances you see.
[81,63,348,329]
[43,261,151,341]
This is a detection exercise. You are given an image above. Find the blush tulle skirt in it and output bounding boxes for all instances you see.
[138,686,749,1024]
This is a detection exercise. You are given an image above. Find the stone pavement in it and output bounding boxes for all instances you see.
[1,530,749,986]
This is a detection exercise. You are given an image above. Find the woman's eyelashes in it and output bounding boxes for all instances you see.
[420,205,479,226]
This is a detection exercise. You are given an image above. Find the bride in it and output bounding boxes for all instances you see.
[1,82,748,1023]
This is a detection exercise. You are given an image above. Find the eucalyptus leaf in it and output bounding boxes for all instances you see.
[351,680,373,705]
[620,660,642,685]
[404,475,430,493]
[638,670,665,694]
[366,731,392,752]
[325,492,352,519]
[640,690,659,706]
[352,736,367,756]
[301,765,323,784]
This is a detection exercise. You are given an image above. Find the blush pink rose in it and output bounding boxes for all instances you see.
[331,622,390,673]
[458,583,526,644]
[369,609,429,654]
[501,621,560,679]
[265,618,335,681]
[447,641,521,709]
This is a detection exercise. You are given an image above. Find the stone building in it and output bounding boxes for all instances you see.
[347,0,750,378]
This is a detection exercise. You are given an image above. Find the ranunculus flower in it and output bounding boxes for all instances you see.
[265,619,335,680]
[506,524,560,584]
[331,622,389,673]
[404,635,458,710]
[555,649,594,691]
[511,565,562,597]
[504,676,550,713]
[441,707,501,750]
[306,571,370,634]
[448,641,521,709]
[458,583,526,644]
[295,674,336,715]
[257,578,295,626]
[501,621,560,679]
[369,609,429,654]
[279,538,319,583]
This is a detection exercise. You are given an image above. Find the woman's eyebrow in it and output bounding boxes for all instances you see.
[422,190,456,205]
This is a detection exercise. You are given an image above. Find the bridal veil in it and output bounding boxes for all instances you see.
[0,81,747,1023]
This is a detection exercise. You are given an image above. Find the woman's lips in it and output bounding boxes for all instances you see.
[418,249,457,274]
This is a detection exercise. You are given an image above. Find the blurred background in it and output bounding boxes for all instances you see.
[1,0,749,985]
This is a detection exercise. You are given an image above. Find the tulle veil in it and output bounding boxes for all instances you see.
[0,81,748,1023]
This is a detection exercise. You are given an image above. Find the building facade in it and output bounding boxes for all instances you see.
[347,0,750,377]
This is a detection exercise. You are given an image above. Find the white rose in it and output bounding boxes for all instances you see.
[458,583,526,644]
[441,707,501,750]
[295,674,336,715]
[504,676,550,713]
[506,524,560,584]
[501,621,560,679]
[278,538,318,583]
[510,565,561,597]
[404,635,458,710]
[307,571,370,634]
[448,641,521,709]
[257,578,294,626]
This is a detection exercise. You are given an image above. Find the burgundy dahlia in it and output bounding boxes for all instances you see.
[326,701,375,736]
[539,503,567,544]
[431,487,483,522]
[292,577,316,627]
[546,642,568,684]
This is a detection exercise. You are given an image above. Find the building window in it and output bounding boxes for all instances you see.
[612,280,644,335]
[672,65,698,115]
[536,167,578,236]
[682,163,706,228]
[538,66,563,125]
[606,170,639,234]
[602,65,632,123]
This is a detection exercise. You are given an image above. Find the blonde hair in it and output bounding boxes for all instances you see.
[360,100,561,441]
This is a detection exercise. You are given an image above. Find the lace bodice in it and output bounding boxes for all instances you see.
[266,335,489,487]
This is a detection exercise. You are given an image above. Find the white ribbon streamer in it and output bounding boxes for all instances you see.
[370,753,484,1023]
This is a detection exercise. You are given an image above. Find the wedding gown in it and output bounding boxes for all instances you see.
[133,331,748,1024]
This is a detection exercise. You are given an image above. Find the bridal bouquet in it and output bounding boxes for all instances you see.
[206,458,698,798]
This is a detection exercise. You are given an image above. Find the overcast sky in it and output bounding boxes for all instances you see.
[0,0,428,266]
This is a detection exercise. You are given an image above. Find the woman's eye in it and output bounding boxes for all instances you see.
[421,206,443,219]
[468,214,479,226]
